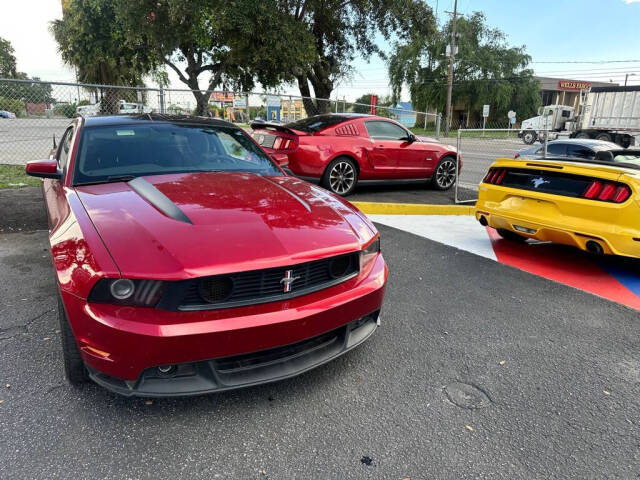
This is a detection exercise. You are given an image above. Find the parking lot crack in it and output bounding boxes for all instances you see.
[0,309,53,341]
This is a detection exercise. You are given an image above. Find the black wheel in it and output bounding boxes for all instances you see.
[322,157,358,196]
[620,135,632,148]
[522,130,537,145]
[538,132,547,144]
[595,133,612,142]
[575,132,590,139]
[496,228,528,243]
[57,294,89,385]
[430,156,457,191]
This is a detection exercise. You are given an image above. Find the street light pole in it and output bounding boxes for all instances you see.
[444,0,458,137]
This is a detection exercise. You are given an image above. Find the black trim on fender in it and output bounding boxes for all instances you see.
[127,177,192,224]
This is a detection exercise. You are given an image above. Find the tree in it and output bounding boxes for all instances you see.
[51,0,153,113]
[0,36,18,78]
[114,0,314,115]
[265,0,434,116]
[388,12,541,126]
[352,93,391,117]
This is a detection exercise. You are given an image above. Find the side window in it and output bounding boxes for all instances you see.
[364,121,408,141]
[547,143,567,156]
[57,127,74,169]
[567,145,594,159]
[561,110,571,118]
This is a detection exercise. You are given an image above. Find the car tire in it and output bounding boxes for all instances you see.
[496,228,528,243]
[322,157,358,196]
[430,156,457,191]
[522,130,537,144]
[595,133,612,142]
[575,132,590,139]
[57,294,89,385]
[538,132,546,144]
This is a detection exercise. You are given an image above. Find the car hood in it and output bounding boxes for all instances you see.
[76,172,375,279]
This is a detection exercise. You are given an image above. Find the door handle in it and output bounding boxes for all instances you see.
[375,145,385,149]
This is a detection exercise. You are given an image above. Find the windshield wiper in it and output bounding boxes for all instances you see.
[75,175,137,186]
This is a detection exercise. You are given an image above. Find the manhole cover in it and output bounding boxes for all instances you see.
[444,382,491,409]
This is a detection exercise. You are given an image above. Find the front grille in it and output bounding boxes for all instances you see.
[176,252,360,311]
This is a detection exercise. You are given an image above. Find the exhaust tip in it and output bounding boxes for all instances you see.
[585,240,604,256]
[478,215,488,226]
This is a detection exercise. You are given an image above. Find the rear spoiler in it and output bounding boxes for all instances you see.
[249,122,298,135]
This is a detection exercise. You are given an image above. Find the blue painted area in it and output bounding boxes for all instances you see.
[266,106,281,122]
[598,259,640,298]
[389,102,417,128]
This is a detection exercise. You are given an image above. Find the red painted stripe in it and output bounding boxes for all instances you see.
[487,228,640,310]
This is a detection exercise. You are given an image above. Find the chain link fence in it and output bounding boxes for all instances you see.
[0,78,439,165]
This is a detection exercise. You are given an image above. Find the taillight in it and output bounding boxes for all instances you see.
[483,168,507,185]
[514,153,520,159]
[582,180,630,203]
[273,137,282,149]
[281,139,290,149]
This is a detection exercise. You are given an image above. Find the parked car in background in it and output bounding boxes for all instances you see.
[251,114,460,196]
[515,139,626,160]
[0,110,16,118]
[476,152,640,257]
[25,114,387,397]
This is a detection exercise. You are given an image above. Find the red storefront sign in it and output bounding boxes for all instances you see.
[558,80,591,90]
[370,95,378,115]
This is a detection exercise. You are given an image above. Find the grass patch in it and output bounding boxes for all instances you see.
[0,164,41,189]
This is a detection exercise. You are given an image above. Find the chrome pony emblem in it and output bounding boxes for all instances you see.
[280,270,301,293]
[531,177,550,188]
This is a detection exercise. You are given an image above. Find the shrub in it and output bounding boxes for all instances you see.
[54,103,77,118]
[0,96,25,117]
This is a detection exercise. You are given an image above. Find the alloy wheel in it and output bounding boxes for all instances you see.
[329,161,356,194]
[435,159,457,189]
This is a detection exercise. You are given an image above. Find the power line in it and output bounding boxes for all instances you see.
[532,59,640,64]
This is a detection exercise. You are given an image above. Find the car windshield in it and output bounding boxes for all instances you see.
[285,115,350,133]
[73,123,282,185]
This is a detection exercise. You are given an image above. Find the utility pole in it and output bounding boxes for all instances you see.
[444,0,458,136]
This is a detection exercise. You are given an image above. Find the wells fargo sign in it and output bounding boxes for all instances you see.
[558,80,591,90]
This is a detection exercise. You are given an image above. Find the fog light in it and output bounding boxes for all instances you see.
[513,225,537,234]
[110,279,135,300]
[157,365,177,376]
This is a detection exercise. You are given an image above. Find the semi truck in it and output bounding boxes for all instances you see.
[519,85,640,147]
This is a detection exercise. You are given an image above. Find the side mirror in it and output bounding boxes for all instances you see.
[270,153,289,167]
[595,151,614,162]
[407,133,417,143]
[25,159,62,179]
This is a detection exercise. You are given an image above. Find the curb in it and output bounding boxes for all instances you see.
[350,201,475,216]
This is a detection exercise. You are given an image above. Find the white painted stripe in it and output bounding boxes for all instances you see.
[369,214,497,261]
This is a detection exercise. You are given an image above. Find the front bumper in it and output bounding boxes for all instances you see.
[87,311,379,397]
[61,253,387,394]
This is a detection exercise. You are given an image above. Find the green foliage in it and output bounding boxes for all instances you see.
[388,12,541,122]
[78,99,91,106]
[0,76,54,103]
[0,36,18,78]
[0,96,25,116]
[54,103,78,118]
[353,93,392,117]
[267,0,435,116]
[0,164,41,189]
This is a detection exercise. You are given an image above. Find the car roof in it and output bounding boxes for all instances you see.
[82,114,238,129]
[546,138,621,150]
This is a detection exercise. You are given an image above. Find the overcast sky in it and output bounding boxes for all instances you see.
[1,0,639,103]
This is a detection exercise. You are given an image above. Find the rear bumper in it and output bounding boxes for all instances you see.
[61,253,388,392]
[475,190,640,258]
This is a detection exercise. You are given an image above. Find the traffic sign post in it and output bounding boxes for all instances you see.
[482,104,490,136]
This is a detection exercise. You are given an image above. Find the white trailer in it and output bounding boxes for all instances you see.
[519,85,640,147]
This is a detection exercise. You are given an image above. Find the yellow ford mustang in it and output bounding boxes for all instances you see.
[475,152,640,258]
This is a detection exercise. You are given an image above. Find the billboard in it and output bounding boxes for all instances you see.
[210,92,234,103]
[558,80,591,91]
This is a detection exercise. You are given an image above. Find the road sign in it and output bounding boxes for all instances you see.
[482,104,490,118]
[507,110,516,119]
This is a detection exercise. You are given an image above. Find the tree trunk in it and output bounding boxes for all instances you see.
[296,67,333,117]
[100,87,120,114]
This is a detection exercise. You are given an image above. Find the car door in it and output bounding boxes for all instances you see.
[44,125,74,232]
[364,120,427,178]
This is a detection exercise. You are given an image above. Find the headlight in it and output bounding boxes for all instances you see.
[88,278,166,307]
[360,236,380,270]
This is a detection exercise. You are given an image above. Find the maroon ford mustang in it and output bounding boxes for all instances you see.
[26,115,387,397]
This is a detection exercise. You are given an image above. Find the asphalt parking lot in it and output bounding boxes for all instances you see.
[1,187,639,479]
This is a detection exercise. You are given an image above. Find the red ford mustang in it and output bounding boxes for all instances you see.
[251,114,460,195]
[26,115,387,397]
